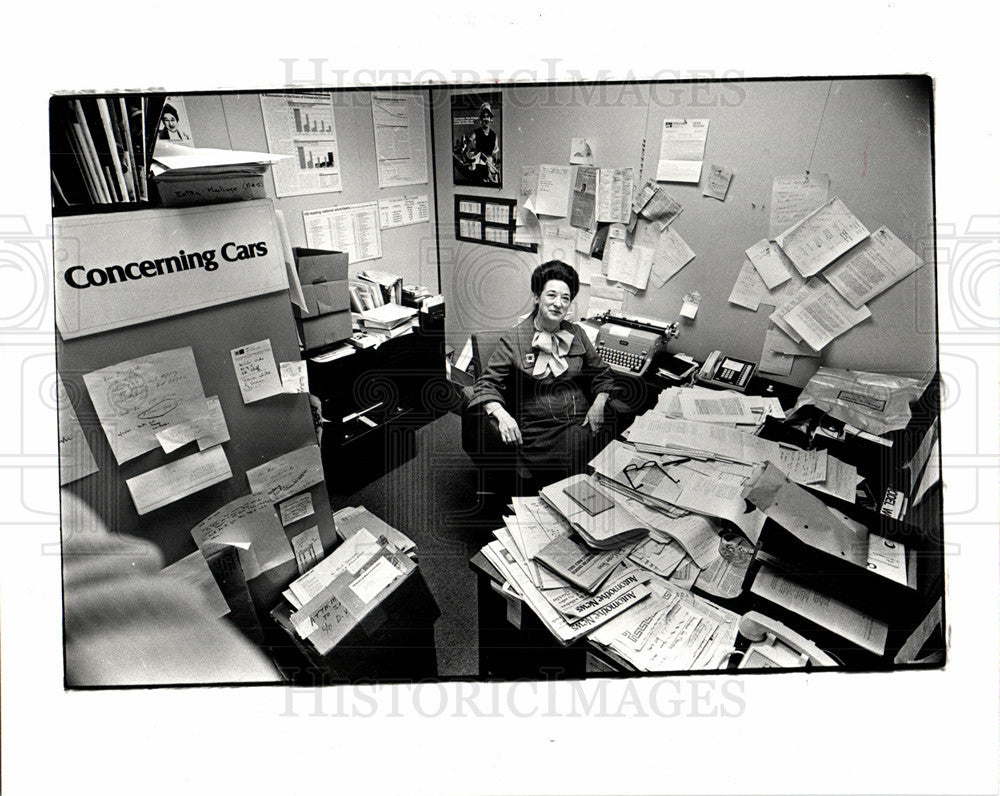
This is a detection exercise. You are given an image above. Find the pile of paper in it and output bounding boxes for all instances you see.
[282,509,417,656]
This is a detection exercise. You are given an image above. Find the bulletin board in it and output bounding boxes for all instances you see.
[56,207,337,608]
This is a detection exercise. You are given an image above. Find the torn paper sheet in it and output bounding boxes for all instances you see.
[190,492,293,579]
[728,258,770,311]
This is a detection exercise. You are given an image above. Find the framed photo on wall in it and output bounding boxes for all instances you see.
[451,92,502,188]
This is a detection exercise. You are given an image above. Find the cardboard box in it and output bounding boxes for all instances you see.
[294,247,349,285]
[154,173,268,207]
[298,281,351,317]
[299,309,352,350]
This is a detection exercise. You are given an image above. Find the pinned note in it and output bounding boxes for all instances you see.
[231,339,283,404]
[702,165,733,201]
[290,526,324,574]
[245,444,324,503]
[569,137,595,165]
[278,492,315,526]
[126,445,233,515]
[280,360,310,394]
[57,375,99,485]
[190,492,293,579]
[83,347,207,464]
[679,292,701,319]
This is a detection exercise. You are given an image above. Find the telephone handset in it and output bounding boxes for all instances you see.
[697,350,756,392]
[737,611,837,668]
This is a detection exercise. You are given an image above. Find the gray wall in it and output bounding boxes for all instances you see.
[184,89,440,289]
[432,78,936,386]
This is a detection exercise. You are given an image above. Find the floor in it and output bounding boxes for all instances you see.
[328,412,504,678]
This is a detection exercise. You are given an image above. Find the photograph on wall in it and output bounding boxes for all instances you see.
[451,91,502,188]
[157,96,194,145]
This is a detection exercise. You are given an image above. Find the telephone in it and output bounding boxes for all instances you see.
[697,350,757,392]
[593,314,677,377]
[736,611,837,669]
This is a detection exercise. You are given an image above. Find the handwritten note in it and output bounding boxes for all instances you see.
[190,493,293,580]
[728,258,769,311]
[57,375,99,485]
[702,165,733,201]
[290,526,324,574]
[650,227,696,287]
[769,173,829,239]
[278,492,315,526]
[745,239,793,289]
[83,347,206,464]
[280,360,310,394]
[231,339,283,404]
[126,445,232,515]
[535,164,572,217]
[245,444,324,503]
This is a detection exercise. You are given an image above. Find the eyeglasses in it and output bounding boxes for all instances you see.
[622,460,662,491]
[622,457,691,490]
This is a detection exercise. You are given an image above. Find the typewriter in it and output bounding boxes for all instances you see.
[590,313,678,377]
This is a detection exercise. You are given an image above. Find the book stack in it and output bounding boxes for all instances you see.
[50,95,164,208]
[359,303,418,340]
[401,284,433,308]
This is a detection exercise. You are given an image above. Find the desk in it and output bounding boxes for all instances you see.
[307,326,451,491]
[468,375,945,677]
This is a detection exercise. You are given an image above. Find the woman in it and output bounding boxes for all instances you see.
[469,260,617,485]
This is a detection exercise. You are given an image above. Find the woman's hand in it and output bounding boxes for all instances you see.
[492,406,523,445]
[582,393,609,434]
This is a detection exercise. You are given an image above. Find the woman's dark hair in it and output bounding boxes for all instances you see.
[161,103,179,119]
[531,260,580,299]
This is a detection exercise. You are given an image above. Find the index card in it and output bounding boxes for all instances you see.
[535,164,572,217]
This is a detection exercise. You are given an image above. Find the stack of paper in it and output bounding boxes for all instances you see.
[279,507,419,655]
[587,572,741,671]
[539,474,650,549]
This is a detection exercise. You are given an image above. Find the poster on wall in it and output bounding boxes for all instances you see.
[451,92,502,188]
[260,92,343,197]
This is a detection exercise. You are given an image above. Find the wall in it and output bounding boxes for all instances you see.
[184,89,440,290]
[432,78,936,387]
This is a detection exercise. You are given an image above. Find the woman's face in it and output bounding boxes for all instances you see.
[535,279,572,327]
[162,113,178,131]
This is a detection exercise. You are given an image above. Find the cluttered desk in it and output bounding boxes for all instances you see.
[470,351,943,679]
